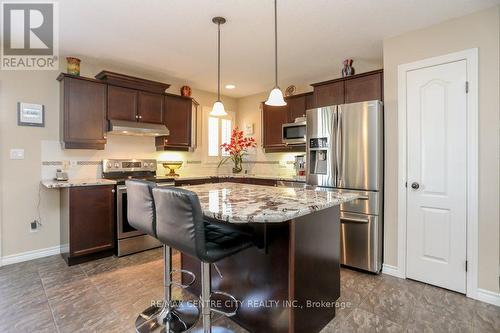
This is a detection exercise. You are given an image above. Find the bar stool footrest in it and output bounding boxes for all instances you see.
[169,269,196,289]
[209,290,239,317]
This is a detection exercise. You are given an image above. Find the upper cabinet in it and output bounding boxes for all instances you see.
[138,91,164,124]
[58,74,107,150]
[99,71,168,125]
[313,81,345,108]
[287,94,307,121]
[311,69,383,108]
[107,85,138,122]
[262,103,289,150]
[344,71,383,103]
[155,94,197,151]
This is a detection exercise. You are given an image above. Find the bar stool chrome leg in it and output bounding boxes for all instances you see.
[195,262,234,333]
[135,245,200,333]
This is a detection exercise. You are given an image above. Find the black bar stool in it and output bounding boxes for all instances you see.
[126,180,199,333]
[153,186,254,333]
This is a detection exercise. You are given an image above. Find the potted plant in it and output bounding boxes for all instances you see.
[218,127,256,173]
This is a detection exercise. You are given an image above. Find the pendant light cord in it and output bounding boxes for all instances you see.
[274,0,278,88]
[217,21,221,101]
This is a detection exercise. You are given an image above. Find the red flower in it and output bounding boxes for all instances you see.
[220,127,257,156]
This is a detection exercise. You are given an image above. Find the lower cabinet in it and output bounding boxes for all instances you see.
[60,185,115,265]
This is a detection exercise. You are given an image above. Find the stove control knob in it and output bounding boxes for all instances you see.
[106,162,112,169]
[114,162,120,168]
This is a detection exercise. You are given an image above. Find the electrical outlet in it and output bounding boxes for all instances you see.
[30,219,39,232]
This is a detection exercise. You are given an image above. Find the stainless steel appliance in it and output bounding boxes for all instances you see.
[294,155,306,176]
[102,159,175,256]
[282,119,306,145]
[107,120,170,137]
[306,100,383,273]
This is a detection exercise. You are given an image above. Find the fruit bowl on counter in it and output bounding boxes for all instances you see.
[162,161,183,177]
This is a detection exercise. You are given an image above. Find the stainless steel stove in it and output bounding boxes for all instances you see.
[102,159,174,256]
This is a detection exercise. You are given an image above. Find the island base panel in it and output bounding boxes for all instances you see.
[181,206,341,333]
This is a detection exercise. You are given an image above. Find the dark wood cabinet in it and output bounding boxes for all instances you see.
[107,86,164,124]
[60,185,115,265]
[138,91,164,124]
[313,81,345,108]
[344,71,383,103]
[107,85,138,122]
[305,93,315,110]
[262,103,289,149]
[250,178,278,186]
[58,74,107,150]
[156,94,196,151]
[287,95,307,121]
[175,178,214,186]
[311,69,383,107]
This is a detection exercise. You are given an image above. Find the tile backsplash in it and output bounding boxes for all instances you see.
[41,136,297,180]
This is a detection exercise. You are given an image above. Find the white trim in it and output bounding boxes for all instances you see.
[0,245,62,266]
[382,264,405,279]
[475,289,500,307]
[397,48,479,297]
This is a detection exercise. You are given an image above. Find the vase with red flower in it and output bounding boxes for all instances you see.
[218,127,257,174]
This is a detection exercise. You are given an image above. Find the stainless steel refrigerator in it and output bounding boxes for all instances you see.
[306,100,383,273]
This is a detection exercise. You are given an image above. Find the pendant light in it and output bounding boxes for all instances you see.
[210,17,227,116]
[265,0,286,106]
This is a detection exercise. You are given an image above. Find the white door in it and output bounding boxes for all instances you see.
[406,60,467,293]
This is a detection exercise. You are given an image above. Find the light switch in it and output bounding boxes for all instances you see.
[10,149,25,160]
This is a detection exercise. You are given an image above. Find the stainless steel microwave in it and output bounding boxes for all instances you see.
[282,121,306,145]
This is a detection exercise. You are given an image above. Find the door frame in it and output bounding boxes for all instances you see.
[397,48,478,298]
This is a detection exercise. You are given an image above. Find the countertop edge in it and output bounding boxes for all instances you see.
[41,179,117,189]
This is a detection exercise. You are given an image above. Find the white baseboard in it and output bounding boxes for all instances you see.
[381,264,405,279]
[0,245,62,266]
[475,288,500,307]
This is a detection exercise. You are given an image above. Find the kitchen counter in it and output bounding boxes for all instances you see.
[41,178,117,188]
[184,182,357,223]
[181,182,354,332]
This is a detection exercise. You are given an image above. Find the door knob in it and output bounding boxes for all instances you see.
[411,182,420,190]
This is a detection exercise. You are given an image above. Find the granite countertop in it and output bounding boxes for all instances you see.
[174,174,306,182]
[183,182,358,223]
[41,178,117,188]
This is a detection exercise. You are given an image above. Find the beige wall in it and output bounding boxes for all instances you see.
[0,58,237,257]
[383,6,500,292]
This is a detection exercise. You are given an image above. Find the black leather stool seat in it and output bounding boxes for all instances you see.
[153,187,254,263]
[203,222,253,263]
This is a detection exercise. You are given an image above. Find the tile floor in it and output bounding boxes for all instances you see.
[0,248,498,333]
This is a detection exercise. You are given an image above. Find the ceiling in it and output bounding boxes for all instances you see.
[59,0,499,97]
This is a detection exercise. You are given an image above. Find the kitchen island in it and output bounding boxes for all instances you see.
[179,182,357,333]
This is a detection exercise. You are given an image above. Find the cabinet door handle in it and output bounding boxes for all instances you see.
[138,115,142,119]
[112,189,115,193]
[135,115,139,119]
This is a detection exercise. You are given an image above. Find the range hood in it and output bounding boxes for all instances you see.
[107,120,169,137]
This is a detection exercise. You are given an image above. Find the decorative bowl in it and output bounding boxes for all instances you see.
[162,161,183,176]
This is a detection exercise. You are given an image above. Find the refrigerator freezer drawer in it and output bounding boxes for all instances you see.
[337,189,381,215]
[340,212,382,273]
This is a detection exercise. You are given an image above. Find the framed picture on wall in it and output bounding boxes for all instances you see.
[18,102,45,127]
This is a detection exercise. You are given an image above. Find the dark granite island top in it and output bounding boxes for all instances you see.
[183,182,358,223]
[180,182,358,333]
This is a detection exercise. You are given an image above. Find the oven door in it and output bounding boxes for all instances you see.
[282,121,306,145]
[116,185,144,239]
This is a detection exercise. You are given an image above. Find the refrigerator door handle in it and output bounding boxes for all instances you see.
[336,106,343,187]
